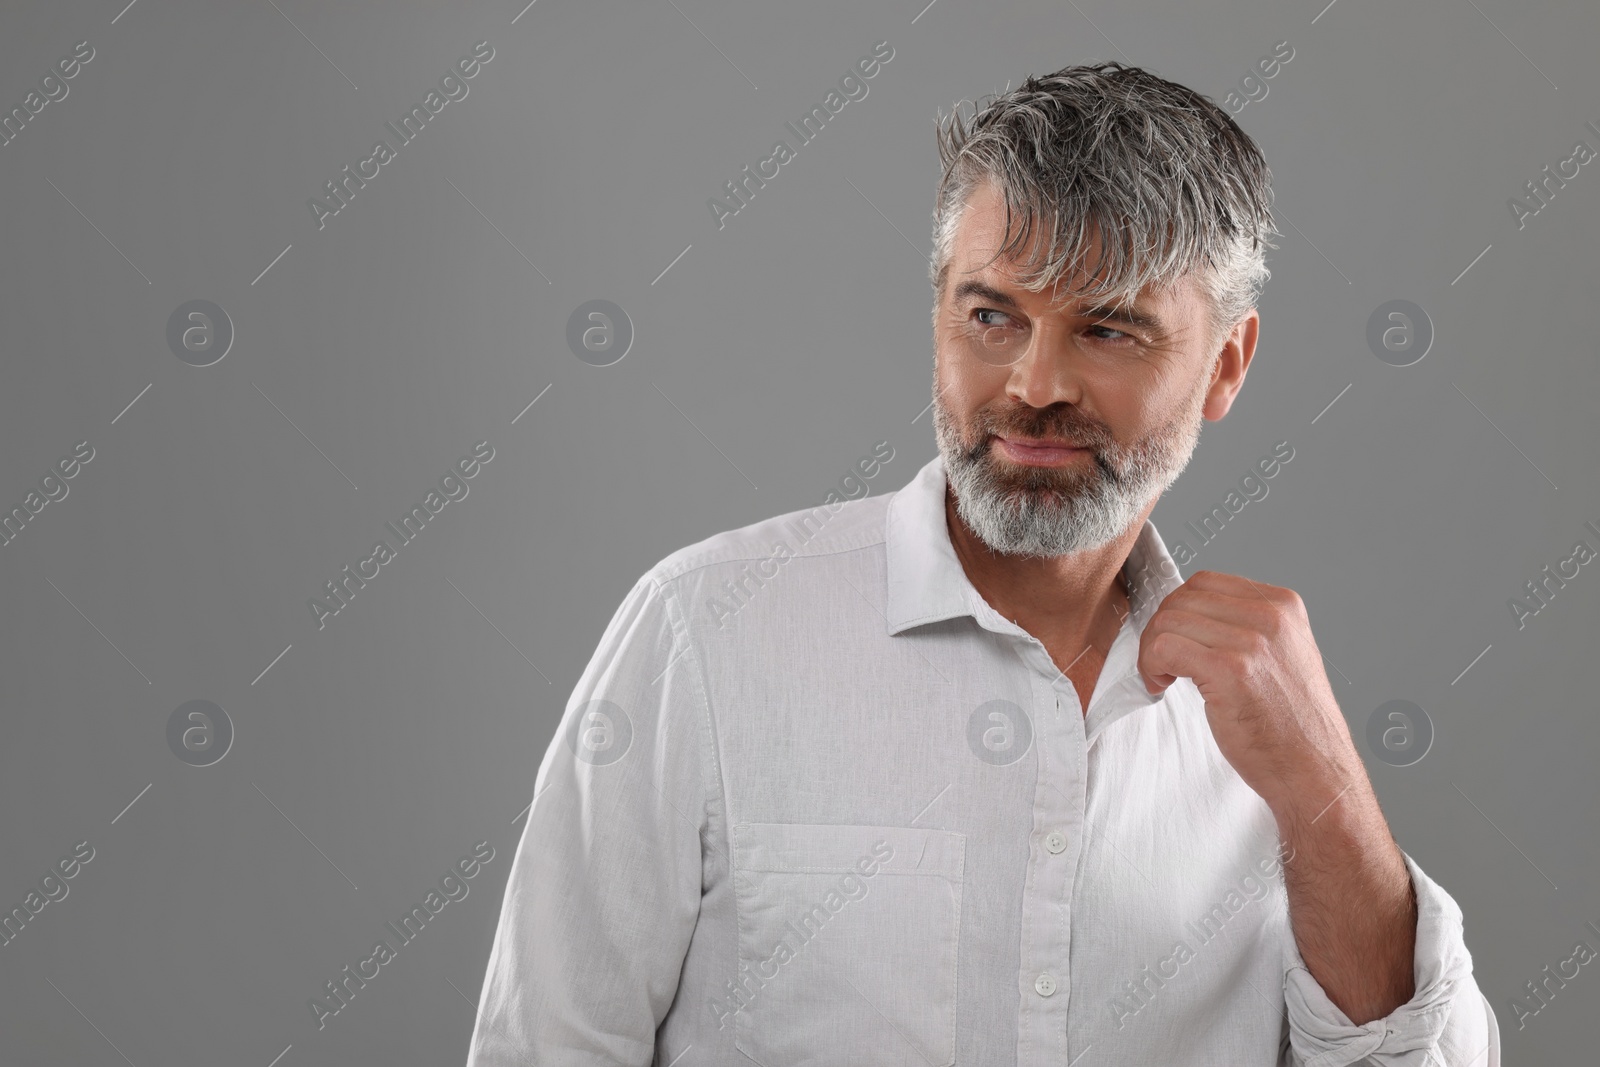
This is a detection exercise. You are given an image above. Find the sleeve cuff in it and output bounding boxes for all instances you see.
[1282,850,1467,1067]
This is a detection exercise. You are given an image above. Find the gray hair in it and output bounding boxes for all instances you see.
[930,61,1280,350]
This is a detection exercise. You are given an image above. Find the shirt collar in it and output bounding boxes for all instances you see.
[883,454,1186,638]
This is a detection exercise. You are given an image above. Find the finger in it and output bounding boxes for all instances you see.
[1179,570,1289,605]
[1144,670,1178,696]
[1138,629,1214,697]
[1159,585,1285,627]
[1143,603,1258,658]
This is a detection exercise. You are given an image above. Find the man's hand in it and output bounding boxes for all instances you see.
[1136,568,1417,1024]
[1134,568,1356,809]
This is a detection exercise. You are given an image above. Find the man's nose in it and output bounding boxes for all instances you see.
[1006,323,1083,408]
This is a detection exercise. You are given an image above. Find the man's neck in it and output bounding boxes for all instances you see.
[943,486,1149,663]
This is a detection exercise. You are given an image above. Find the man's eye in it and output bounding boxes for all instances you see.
[1088,325,1132,342]
[974,308,1012,328]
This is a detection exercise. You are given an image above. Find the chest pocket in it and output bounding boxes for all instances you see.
[729,821,965,1067]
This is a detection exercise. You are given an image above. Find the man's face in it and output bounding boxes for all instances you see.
[932,180,1235,558]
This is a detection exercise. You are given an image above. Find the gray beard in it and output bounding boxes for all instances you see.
[931,378,1207,559]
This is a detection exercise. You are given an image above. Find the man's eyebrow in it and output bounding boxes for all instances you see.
[950,279,1025,312]
[948,278,1166,333]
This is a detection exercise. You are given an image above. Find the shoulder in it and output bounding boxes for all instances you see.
[643,490,893,592]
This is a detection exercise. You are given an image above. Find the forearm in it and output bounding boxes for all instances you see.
[1273,772,1416,1024]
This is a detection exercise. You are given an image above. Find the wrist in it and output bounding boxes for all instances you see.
[1262,747,1362,828]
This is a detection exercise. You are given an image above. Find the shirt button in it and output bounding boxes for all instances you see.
[1034,973,1057,997]
[1044,831,1066,854]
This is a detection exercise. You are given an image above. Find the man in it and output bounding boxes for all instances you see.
[465,61,1498,1065]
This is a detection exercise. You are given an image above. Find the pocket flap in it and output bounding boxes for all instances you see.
[733,821,964,882]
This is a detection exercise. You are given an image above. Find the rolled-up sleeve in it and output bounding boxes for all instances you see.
[465,571,712,1066]
[1281,850,1499,1067]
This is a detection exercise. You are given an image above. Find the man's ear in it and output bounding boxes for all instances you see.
[1204,309,1258,421]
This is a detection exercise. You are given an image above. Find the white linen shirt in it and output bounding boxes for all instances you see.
[465,454,1500,1067]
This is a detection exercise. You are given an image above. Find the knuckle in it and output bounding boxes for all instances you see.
[1259,607,1287,640]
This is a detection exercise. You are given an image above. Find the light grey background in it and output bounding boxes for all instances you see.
[1,0,1594,1062]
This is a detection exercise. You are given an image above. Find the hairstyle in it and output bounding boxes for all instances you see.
[930,61,1280,350]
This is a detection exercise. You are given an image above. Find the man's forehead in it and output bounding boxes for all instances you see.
[946,182,1196,308]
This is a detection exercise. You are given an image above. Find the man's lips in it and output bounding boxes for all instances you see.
[992,434,1088,465]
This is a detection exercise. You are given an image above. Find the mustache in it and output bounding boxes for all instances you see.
[970,404,1112,453]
